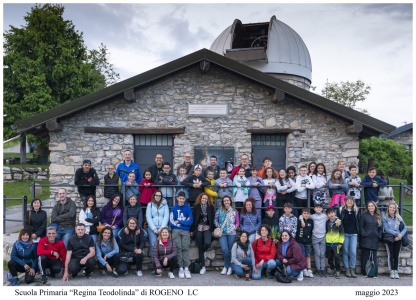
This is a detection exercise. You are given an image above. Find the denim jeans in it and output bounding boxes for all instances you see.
[252,259,277,280]
[342,233,358,268]
[231,257,253,277]
[147,229,158,266]
[275,259,301,277]
[56,227,75,248]
[218,235,236,268]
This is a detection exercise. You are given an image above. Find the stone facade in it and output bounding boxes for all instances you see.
[390,130,413,151]
[3,166,49,181]
[48,64,359,199]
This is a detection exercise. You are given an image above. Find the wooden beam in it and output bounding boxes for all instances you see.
[246,128,306,134]
[84,127,186,134]
[271,88,286,103]
[346,122,363,134]
[45,119,62,132]
[124,88,135,102]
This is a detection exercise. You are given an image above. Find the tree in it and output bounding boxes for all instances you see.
[3,4,119,140]
[321,80,371,114]
[358,137,412,178]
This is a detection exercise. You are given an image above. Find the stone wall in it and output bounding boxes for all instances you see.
[390,130,413,149]
[3,166,49,181]
[48,64,360,199]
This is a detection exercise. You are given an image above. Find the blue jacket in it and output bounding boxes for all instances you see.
[361,175,386,203]
[146,200,170,232]
[239,211,261,234]
[169,203,193,231]
[121,183,139,200]
[328,179,348,196]
[116,161,142,184]
[95,237,119,266]
[11,241,38,270]
[382,216,407,237]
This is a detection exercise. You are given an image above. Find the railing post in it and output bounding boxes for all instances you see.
[22,195,28,227]
[3,195,6,234]
[399,182,404,217]
[31,181,36,201]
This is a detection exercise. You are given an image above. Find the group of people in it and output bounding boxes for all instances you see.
[6,151,407,285]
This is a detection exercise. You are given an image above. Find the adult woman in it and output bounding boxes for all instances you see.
[191,192,215,275]
[117,217,146,276]
[359,201,382,278]
[23,198,47,242]
[239,198,261,244]
[382,202,407,279]
[101,193,124,237]
[123,194,143,228]
[214,195,239,276]
[79,195,100,243]
[96,226,120,277]
[146,190,169,274]
[153,227,178,279]
[230,231,257,280]
[378,176,394,210]
[339,197,360,278]
[251,224,277,280]
[276,229,307,282]
[7,228,38,286]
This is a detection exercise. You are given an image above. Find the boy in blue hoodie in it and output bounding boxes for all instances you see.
[170,191,193,279]
[361,167,386,205]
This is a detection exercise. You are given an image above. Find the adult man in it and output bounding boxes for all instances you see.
[74,159,100,203]
[62,223,95,281]
[176,152,194,176]
[37,226,66,284]
[203,155,221,179]
[148,153,164,182]
[51,188,77,247]
[116,149,142,184]
[230,154,251,180]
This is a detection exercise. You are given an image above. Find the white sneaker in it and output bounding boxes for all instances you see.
[200,267,206,275]
[303,269,309,277]
[308,269,314,278]
[136,270,143,277]
[297,271,304,281]
[221,267,227,275]
[395,270,400,279]
[179,268,185,279]
[184,268,191,279]
[168,272,175,279]
[390,270,395,279]
[227,267,233,276]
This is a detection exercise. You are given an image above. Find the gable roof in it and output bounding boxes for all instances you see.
[12,48,395,137]
[387,122,412,137]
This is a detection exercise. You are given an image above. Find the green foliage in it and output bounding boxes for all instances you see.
[322,80,371,114]
[358,137,412,178]
[3,4,119,140]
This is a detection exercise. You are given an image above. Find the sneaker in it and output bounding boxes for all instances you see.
[199,266,206,275]
[328,269,335,277]
[266,271,273,279]
[297,271,304,281]
[112,270,118,278]
[350,268,357,278]
[85,273,92,279]
[390,270,395,279]
[345,268,351,278]
[395,270,400,279]
[373,276,378,279]
[168,272,175,279]
[316,270,323,277]
[235,274,242,278]
[321,270,327,277]
[362,273,368,278]
[41,275,48,283]
[335,271,341,279]
[303,269,309,277]
[101,270,107,276]
[151,269,156,275]
[136,270,143,277]
[11,278,20,286]
[227,267,233,276]
[221,267,227,275]
[47,272,56,278]
[179,268,185,279]
[245,273,250,281]
[184,268,192,279]
[308,269,314,278]
[71,274,78,279]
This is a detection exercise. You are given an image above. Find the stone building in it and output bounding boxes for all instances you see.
[12,17,395,200]
[381,123,413,151]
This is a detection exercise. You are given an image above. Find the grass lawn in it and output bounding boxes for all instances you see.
[3,180,50,207]
[388,177,413,226]
[3,152,34,159]
[3,140,19,149]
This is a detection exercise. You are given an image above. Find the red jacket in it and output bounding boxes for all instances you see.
[37,236,67,268]
[139,179,158,205]
[252,238,276,264]
[276,238,307,271]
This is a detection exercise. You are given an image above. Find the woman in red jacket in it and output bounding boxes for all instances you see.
[276,229,307,282]
[251,224,276,280]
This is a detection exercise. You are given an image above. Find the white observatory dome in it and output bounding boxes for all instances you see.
[210,15,312,90]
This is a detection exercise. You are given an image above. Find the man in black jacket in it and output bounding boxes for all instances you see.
[74,159,99,204]
[148,153,164,182]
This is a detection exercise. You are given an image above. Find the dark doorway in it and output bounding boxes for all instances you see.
[251,134,286,171]
[134,135,173,175]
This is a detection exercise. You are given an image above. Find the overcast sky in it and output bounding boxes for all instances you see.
[2,2,413,128]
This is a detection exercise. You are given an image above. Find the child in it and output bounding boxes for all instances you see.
[204,170,218,201]
[262,167,278,208]
[276,169,297,217]
[296,208,314,278]
[232,166,251,210]
[262,205,280,243]
[360,167,386,205]
[213,168,233,211]
[278,202,297,238]
[103,164,120,203]
[295,165,315,217]
[328,169,348,212]
[247,166,265,211]
[139,170,158,214]
[257,157,278,178]
[184,164,209,207]
[378,175,394,209]
[337,160,350,180]
[169,191,193,279]
[123,194,143,228]
[176,166,190,201]
[345,165,362,207]
[325,208,344,279]
[121,172,139,204]
[156,162,177,208]
[311,163,328,207]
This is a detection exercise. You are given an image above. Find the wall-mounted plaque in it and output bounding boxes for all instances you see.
[188,104,228,117]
